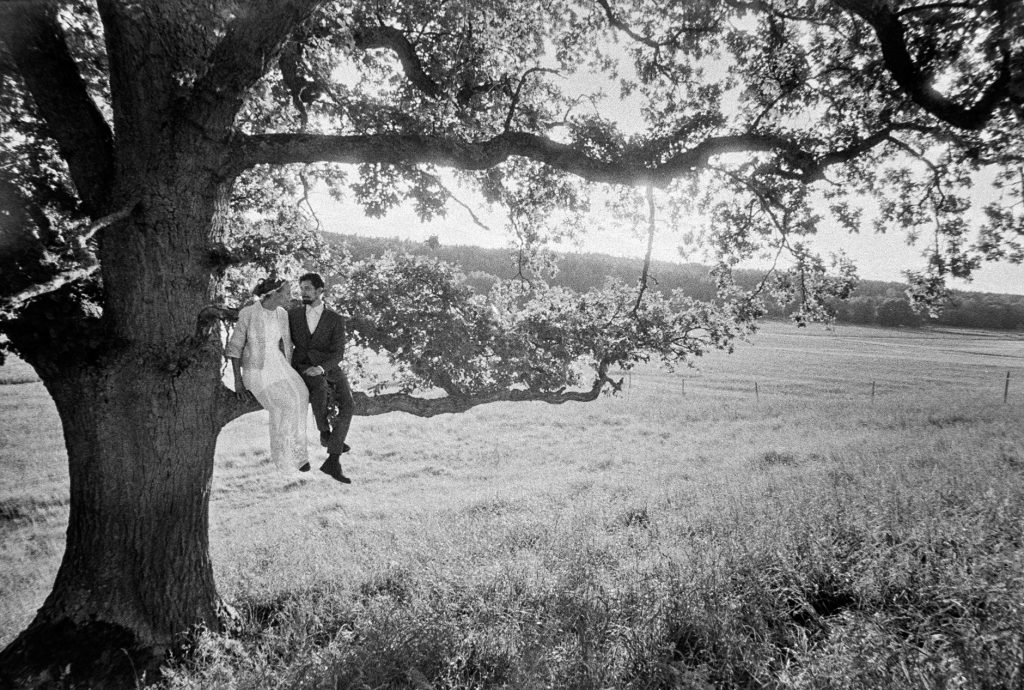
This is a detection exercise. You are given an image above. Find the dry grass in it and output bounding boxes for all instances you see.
[2,322,1023,688]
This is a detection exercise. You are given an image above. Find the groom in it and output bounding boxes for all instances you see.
[290,272,355,484]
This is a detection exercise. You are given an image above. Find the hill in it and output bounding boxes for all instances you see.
[326,234,1024,331]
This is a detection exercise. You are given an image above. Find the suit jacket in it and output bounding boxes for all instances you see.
[289,305,346,383]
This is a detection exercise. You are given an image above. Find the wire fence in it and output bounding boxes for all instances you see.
[613,369,1018,405]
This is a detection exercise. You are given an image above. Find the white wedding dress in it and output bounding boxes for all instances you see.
[227,304,309,471]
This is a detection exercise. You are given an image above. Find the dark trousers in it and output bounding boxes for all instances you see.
[302,370,354,456]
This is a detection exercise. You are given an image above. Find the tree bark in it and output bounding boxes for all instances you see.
[0,4,309,684]
[0,150,234,689]
[0,353,225,688]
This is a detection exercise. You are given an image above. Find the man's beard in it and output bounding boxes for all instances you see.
[301,296,314,305]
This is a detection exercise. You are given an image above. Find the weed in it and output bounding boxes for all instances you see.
[761,450,799,466]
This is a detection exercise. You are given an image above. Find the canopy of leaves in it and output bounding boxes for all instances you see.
[330,251,754,399]
[1,0,1022,394]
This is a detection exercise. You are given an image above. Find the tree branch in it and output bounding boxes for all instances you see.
[895,2,980,17]
[232,130,808,186]
[595,0,717,48]
[352,24,444,99]
[218,383,262,427]
[279,40,311,127]
[219,358,617,425]
[352,359,616,417]
[632,185,656,315]
[833,0,1012,130]
[0,265,98,316]
[504,67,560,132]
[595,0,662,48]
[1,2,114,212]
[184,0,323,131]
[417,170,495,231]
[0,204,136,313]
[726,0,838,25]
[768,126,902,182]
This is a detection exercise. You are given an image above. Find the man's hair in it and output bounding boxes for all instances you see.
[298,272,325,290]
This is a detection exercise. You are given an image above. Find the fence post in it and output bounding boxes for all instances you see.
[871,381,875,402]
[681,377,685,397]
[755,381,759,401]
[1005,371,1010,404]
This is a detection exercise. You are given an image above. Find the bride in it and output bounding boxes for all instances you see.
[226,276,309,471]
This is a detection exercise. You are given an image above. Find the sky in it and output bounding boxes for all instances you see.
[315,40,1024,297]
[309,182,1024,297]
[317,35,1024,297]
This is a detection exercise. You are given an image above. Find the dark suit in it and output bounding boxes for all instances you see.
[289,305,354,455]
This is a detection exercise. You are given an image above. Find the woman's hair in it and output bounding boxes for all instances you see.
[252,275,286,298]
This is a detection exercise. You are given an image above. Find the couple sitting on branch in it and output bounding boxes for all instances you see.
[225,272,355,484]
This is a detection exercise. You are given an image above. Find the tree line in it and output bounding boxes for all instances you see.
[334,234,1024,331]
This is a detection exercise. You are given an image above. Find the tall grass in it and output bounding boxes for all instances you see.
[160,419,1024,689]
[2,324,1022,687]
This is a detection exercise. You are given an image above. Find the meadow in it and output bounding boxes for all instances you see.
[1,322,1023,688]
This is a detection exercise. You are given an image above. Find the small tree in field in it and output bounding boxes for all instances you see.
[0,0,1020,685]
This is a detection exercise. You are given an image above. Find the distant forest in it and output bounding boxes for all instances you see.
[328,234,1024,331]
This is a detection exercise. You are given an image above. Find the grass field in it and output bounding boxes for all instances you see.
[2,322,1023,688]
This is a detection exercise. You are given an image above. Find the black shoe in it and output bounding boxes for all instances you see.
[319,431,331,447]
[319,455,352,484]
[342,442,351,454]
[299,462,310,472]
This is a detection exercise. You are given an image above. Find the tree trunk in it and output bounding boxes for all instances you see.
[0,162,234,688]
[1,361,223,688]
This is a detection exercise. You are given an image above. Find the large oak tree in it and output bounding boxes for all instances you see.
[0,0,1020,686]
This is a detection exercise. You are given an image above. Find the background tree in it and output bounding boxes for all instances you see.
[0,0,1021,685]
[876,296,924,326]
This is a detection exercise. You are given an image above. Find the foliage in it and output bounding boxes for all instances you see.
[337,234,1024,332]
[329,250,755,398]
[1,0,1023,677]
[3,0,1023,356]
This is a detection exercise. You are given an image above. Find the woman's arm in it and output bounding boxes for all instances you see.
[225,306,251,396]
[278,307,293,362]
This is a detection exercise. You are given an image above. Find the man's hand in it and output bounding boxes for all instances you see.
[303,366,325,377]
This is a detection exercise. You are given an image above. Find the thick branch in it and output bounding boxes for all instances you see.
[595,0,717,47]
[595,0,662,48]
[220,360,617,425]
[352,25,444,99]
[766,126,903,182]
[218,383,262,427]
[0,265,98,315]
[727,0,838,25]
[0,3,114,212]
[233,131,801,186]
[351,385,600,417]
[353,360,615,418]
[279,41,311,127]
[185,0,323,130]
[895,3,979,16]
[833,0,1011,130]
[0,204,135,312]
